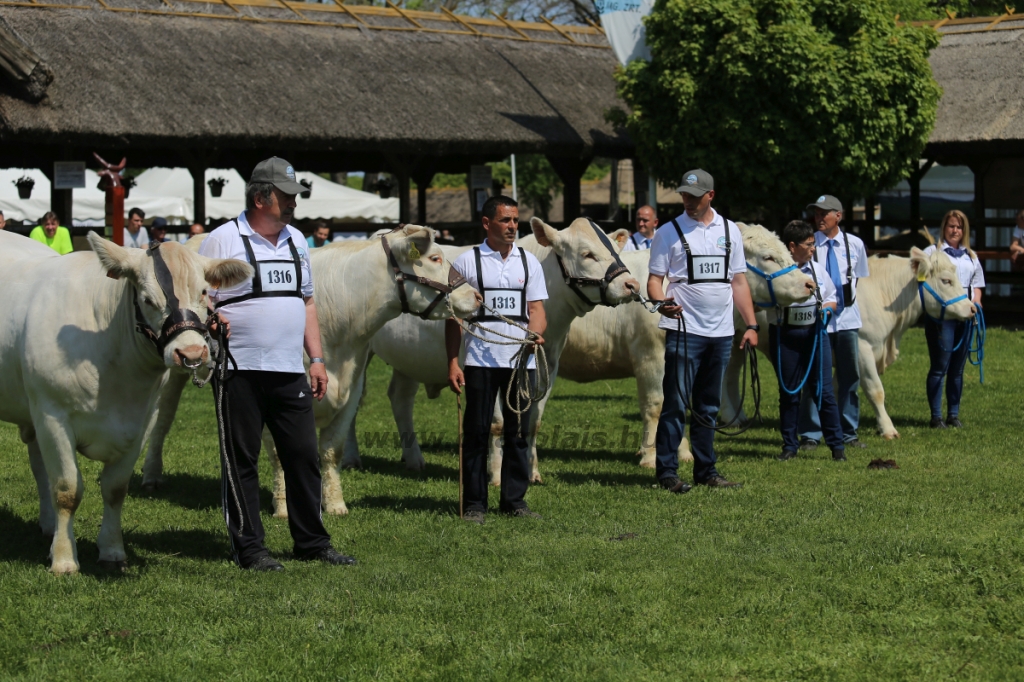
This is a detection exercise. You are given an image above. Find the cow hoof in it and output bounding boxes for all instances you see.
[529,474,543,484]
[403,459,426,472]
[272,504,289,520]
[638,457,656,469]
[340,459,362,470]
[680,454,694,463]
[490,479,501,487]
[882,432,900,440]
[98,559,128,573]
[49,561,80,576]
[324,502,349,516]
[141,478,163,492]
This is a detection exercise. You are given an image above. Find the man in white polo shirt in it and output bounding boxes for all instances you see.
[799,195,871,451]
[199,157,355,571]
[446,195,548,524]
[623,205,658,251]
[647,169,758,492]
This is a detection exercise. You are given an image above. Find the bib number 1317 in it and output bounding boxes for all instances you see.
[698,261,721,275]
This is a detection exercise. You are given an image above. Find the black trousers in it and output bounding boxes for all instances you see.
[462,366,535,513]
[214,370,331,567]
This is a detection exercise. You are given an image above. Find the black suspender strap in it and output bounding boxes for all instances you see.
[215,225,304,309]
[240,234,261,296]
[671,217,731,284]
[632,232,642,249]
[839,229,856,306]
[473,245,529,322]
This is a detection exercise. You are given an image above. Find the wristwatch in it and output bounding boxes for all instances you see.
[310,357,325,364]
[746,325,760,332]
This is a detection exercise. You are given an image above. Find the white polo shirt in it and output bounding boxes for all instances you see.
[452,240,548,369]
[123,227,149,249]
[1013,226,1023,245]
[923,241,985,299]
[648,208,747,337]
[622,232,653,252]
[812,230,869,333]
[199,212,314,374]
[768,260,836,326]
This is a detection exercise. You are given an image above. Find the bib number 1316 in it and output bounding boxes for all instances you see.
[261,264,295,291]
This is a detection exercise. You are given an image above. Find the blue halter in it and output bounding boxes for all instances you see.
[918,279,986,383]
[917,280,969,324]
[746,263,799,308]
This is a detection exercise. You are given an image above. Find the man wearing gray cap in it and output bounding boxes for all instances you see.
[199,157,356,571]
[646,169,759,492]
[799,195,871,451]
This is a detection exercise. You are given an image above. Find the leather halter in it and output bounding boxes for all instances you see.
[380,234,468,320]
[556,219,632,308]
[134,243,208,355]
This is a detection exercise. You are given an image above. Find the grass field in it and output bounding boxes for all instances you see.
[1,329,1023,680]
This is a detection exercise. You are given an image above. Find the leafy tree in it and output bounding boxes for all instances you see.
[614,0,942,221]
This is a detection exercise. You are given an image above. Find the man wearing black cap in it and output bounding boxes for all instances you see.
[799,195,870,451]
[149,217,171,244]
[647,169,759,493]
[199,156,356,571]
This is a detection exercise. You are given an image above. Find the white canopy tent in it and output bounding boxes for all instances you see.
[0,167,185,226]
[131,168,399,223]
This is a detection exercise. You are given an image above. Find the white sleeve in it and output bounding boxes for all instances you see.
[525,252,548,302]
[854,238,870,278]
[922,245,936,257]
[972,256,986,289]
[648,227,672,277]
[299,247,314,298]
[817,263,837,305]
[452,250,473,285]
[728,221,746,277]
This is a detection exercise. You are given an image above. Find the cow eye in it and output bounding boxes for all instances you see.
[763,256,775,262]
[430,255,442,264]
[144,297,159,309]
[942,278,952,286]
[584,252,597,261]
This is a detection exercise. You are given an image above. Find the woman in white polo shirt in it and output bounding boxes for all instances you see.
[922,210,984,428]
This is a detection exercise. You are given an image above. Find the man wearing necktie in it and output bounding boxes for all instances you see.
[799,195,871,451]
[623,205,658,251]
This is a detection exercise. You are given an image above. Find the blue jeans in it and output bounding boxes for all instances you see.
[924,318,970,419]
[656,331,732,483]
[799,329,860,443]
[770,325,844,453]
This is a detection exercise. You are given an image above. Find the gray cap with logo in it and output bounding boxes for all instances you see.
[806,194,843,213]
[250,157,306,196]
[676,169,714,196]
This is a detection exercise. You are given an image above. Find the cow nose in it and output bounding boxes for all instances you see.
[174,345,208,368]
[804,280,816,293]
[473,291,483,305]
[624,277,640,292]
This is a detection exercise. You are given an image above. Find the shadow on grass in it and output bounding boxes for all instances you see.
[0,505,50,567]
[354,455,458,482]
[128,527,229,562]
[131,472,273,511]
[548,394,634,403]
[535,447,635,464]
[554,471,655,488]
[353,495,454,515]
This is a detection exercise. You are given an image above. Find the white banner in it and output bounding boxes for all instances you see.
[597,0,653,66]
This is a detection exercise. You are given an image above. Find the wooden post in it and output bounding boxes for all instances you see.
[397,169,411,225]
[909,159,935,231]
[50,182,73,232]
[632,159,648,208]
[190,165,207,228]
[547,155,592,223]
[971,162,990,249]
[864,194,877,248]
[411,159,437,225]
[608,159,619,222]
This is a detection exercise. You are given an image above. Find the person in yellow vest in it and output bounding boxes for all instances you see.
[29,212,73,255]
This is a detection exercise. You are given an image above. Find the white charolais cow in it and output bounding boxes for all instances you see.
[366,217,639,482]
[140,225,481,518]
[0,231,251,574]
[555,222,814,468]
[721,247,976,438]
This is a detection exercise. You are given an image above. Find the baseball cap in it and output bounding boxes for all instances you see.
[806,194,843,213]
[676,169,714,196]
[249,157,306,196]
[151,216,168,228]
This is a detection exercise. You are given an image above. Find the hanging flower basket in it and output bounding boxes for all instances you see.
[207,177,228,198]
[299,179,312,199]
[122,176,136,199]
[14,175,34,199]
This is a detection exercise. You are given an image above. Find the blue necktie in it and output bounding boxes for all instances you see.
[826,239,845,318]
[644,238,651,249]
[945,246,966,259]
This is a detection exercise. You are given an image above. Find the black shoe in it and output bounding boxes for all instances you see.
[463,510,485,525]
[505,506,543,519]
[245,555,284,572]
[777,450,798,461]
[930,417,946,429]
[798,440,818,452]
[696,476,742,489]
[660,477,692,493]
[947,416,963,428]
[846,439,868,449]
[832,449,847,461]
[299,547,357,566]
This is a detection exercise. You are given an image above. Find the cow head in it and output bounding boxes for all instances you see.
[381,225,481,320]
[531,217,640,308]
[738,223,816,307]
[910,247,975,320]
[88,232,252,369]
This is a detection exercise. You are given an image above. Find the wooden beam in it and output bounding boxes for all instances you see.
[386,1,423,29]
[490,10,531,41]
[540,16,577,43]
[441,7,481,35]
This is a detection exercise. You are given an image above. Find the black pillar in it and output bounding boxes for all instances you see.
[632,159,649,208]
[547,155,592,223]
[411,160,436,225]
[608,160,619,222]
[909,159,934,230]
[189,165,206,227]
[971,162,990,249]
[397,170,411,224]
[864,195,877,249]
[45,148,74,228]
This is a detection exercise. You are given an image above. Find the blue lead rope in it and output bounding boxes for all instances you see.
[918,281,985,383]
[773,308,833,409]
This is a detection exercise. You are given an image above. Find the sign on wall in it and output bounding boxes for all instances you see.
[53,161,86,189]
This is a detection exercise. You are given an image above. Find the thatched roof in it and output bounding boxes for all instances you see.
[0,1,629,168]
[925,18,1024,160]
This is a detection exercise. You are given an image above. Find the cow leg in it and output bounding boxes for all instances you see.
[27,439,56,536]
[719,331,748,425]
[859,337,899,439]
[489,398,504,487]
[35,417,83,575]
[387,371,425,471]
[318,393,364,516]
[142,370,189,490]
[96,453,136,570]
[264,427,289,519]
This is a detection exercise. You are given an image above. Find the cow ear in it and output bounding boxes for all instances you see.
[607,228,630,252]
[531,217,559,248]
[399,224,435,262]
[88,231,144,282]
[909,246,930,279]
[200,256,253,289]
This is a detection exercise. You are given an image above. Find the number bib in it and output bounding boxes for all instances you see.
[485,289,523,318]
[690,255,726,282]
[785,305,817,326]
[258,261,297,292]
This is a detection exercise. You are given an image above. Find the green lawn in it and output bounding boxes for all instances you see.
[1,329,1023,680]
